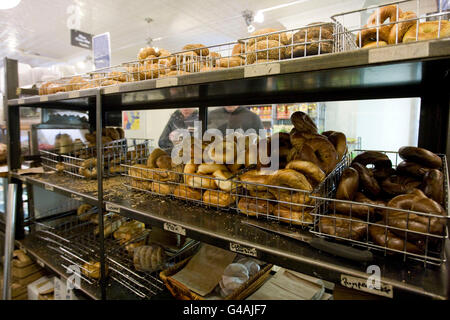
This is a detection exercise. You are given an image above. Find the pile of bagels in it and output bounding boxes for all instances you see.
[321,146,446,255]
[357,4,450,49]
[127,111,347,226]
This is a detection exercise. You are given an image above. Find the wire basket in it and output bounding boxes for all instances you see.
[40,138,152,179]
[332,0,450,52]
[233,157,347,227]
[311,150,449,266]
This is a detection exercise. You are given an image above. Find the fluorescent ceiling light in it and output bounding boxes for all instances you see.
[254,10,264,23]
[0,0,21,10]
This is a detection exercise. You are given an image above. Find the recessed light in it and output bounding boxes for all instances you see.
[0,0,21,10]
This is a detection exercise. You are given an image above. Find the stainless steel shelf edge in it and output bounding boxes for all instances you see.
[8,88,98,107]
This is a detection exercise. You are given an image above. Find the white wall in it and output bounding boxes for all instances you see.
[324,98,420,151]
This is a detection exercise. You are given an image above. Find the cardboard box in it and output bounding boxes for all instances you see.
[27,276,55,300]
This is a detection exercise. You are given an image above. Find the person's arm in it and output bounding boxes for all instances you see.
[158,116,175,150]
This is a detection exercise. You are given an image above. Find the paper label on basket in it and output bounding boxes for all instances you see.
[44,184,54,192]
[68,91,80,99]
[340,274,393,298]
[229,242,258,257]
[40,96,49,102]
[244,63,280,78]
[105,203,120,213]
[368,42,429,64]
[156,77,178,88]
[163,222,186,236]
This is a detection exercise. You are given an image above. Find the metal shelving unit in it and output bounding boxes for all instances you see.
[4,38,450,300]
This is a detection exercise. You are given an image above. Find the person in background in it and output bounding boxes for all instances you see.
[207,106,264,134]
[158,108,199,152]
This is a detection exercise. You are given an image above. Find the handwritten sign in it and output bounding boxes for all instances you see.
[340,274,393,298]
[229,242,258,257]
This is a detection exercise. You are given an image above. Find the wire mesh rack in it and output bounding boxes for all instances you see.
[40,138,152,179]
[30,205,201,299]
[310,150,449,266]
[331,0,450,52]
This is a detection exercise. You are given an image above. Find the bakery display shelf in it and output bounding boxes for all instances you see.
[7,39,450,109]
[10,172,106,206]
[16,235,101,300]
[103,189,449,300]
[8,88,98,108]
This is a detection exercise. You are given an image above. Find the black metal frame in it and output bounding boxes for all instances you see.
[4,45,450,300]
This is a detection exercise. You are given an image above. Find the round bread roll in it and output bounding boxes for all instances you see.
[197,163,228,175]
[133,245,166,272]
[186,174,217,189]
[212,170,236,192]
[232,43,245,56]
[319,214,367,240]
[173,185,202,201]
[151,182,173,195]
[138,47,157,61]
[156,155,172,169]
[402,20,450,43]
[398,146,442,169]
[203,190,235,207]
[77,204,94,222]
[217,56,244,68]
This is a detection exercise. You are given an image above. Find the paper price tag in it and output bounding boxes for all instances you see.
[18,98,25,105]
[244,63,280,78]
[44,184,54,192]
[340,274,393,298]
[68,91,80,99]
[229,242,258,257]
[71,194,83,201]
[105,203,120,213]
[40,96,49,102]
[163,222,186,236]
[104,85,120,94]
[156,77,178,88]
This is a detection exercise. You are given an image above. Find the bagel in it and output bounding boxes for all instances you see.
[186,174,217,190]
[197,163,228,175]
[207,140,236,164]
[212,170,236,192]
[248,28,289,46]
[384,190,446,240]
[402,21,450,43]
[398,146,442,169]
[227,163,243,173]
[358,5,402,46]
[156,155,172,169]
[77,204,95,222]
[203,190,235,207]
[333,192,384,220]
[267,169,313,192]
[285,160,325,186]
[151,182,173,195]
[286,144,321,168]
[396,161,433,178]
[319,214,368,240]
[172,185,202,201]
[239,170,273,192]
[129,164,151,180]
[130,178,152,191]
[232,43,245,56]
[388,11,417,44]
[237,197,273,217]
[79,167,97,179]
[336,167,359,200]
[217,57,244,68]
[246,40,286,64]
[304,137,338,175]
[182,44,209,57]
[352,151,392,169]
[272,205,314,226]
[421,169,444,205]
[147,148,169,168]
[290,112,318,134]
[369,224,424,254]
[323,131,347,160]
[249,189,276,200]
[138,47,157,61]
[351,162,381,197]
[381,174,421,196]
[372,167,396,181]
[362,40,388,48]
